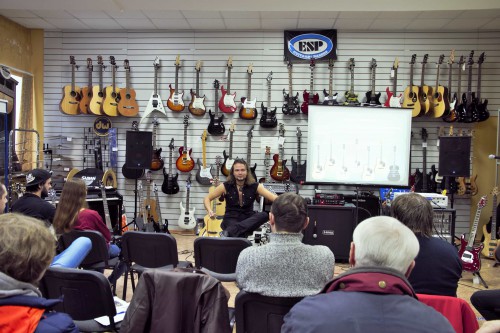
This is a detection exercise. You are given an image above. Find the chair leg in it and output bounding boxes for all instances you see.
[131,270,136,291]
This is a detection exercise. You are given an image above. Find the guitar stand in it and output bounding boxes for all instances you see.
[473,271,489,289]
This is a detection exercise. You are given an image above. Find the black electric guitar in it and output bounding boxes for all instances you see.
[475,52,489,122]
[322,59,338,106]
[282,57,300,115]
[246,125,257,181]
[207,80,225,135]
[290,127,307,184]
[150,116,164,171]
[161,138,180,195]
[260,72,278,128]
[154,183,169,233]
[456,51,474,123]
[122,121,145,179]
[364,58,381,106]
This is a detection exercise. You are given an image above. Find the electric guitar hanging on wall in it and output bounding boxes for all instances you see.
[239,64,258,120]
[475,52,489,122]
[207,80,225,135]
[282,57,300,115]
[79,57,93,114]
[178,174,196,229]
[270,123,290,182]
[364,58,381,106]
[456,51,474,123]
[143,171,159,229]
[196,130,213,186]
[60,56,81,115]
[459,195,487,272]
[167,55,185,112]
[344,58,360,106]
[102,56,120,117]
[384,57,401,108]
[402,54,422,117]
[221,122,236,177]
[444,54,464,123]
[143,56,167,122]
[301,58,320,114]
[260,72,278,128]
[89,55,104,116]
[117,59,139,117]
[150,116,164,171]
[188,60,206,116]
[482,187,499,259]
[290,127,307,184]
[161,138,180,195]
[219,57,237,113]
[323,59,338,106]
[176,115,195,172]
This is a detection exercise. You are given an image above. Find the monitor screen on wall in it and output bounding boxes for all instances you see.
[306,105,412,187]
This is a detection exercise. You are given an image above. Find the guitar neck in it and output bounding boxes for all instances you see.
[297,135,301,165]
[288,69,293,95]
[202,139,207,167]
[434,65,440,91]
[247,73,252,100]
[468,206,483,245]
[99,64,103,91]
[185,187,190,211]
[392,68,398,94]
[457,64,463,99]
[71,64,76,92]
[153,125,157,150]
[491,194,498,240]
[154,66,158,96]
[169,148,173,174]
[267,82,271,108]
[350,70,354,93]
[125,68,130,95]
[477,63,482,101]
[195,71,200,96]
[467,65,473,103]
[422,146,427,189]
[101,187,112,230]
[228,131,233,158]
[329,69,333,95]
[175,66,179,92]
[309,68,314,92]
[371,67,376,92]
[447,65,453,100]
[409,64,414,90]
[88,67,93,90]
[227,68,231,93]
[246,138,252,165]
[155,192,162,221]
[420,63,426,86]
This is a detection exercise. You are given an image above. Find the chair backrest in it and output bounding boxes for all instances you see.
[121,231,179,268]
[194,237,251,274]
[417,293,479,333]
[61,230,109,267]
[39,266,117,325]
[235,290,303,333]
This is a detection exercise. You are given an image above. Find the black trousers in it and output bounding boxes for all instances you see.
[222,211,269,238]
[471,289,500,320]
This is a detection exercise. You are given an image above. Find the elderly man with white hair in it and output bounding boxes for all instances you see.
[282,216,455,333]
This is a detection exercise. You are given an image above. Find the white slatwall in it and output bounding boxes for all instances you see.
[43,30,500,234]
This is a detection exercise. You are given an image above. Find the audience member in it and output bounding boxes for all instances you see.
[282,216,455,333]
[471,289,500,321]
[391,192,462,296]
[0,213,78,332]
[203,159,277,237]
[236,193,334,297]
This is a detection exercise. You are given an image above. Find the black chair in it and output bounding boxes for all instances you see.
[193,237,252,282]
[39,266,119,332]
[235,290,303,333]
[120,231,192,299]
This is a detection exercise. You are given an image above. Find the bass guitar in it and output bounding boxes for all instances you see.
[102,56,120,117]
[384,57,401,108]
[221,122,236,177]
[364,58,381,106]
[118,59,139,117]
[444,55,464,123]
[161,138,180,195]
[246,125,257,181]
[143,56,167,122]
[144,171,160,232]
[459,195,487,272]
[456,51,474,123]
[89,55,104,116]
[121,121,145,179]
[270,123,290,181]
[431,54,450,118]
[282,57,300,115]
[150,116,164,171]
[219,57,237,113]
[344,58,360,106]
[79,57,92,114]
[188,60,206,116]
[301,58,320,114]
[323,59,338,106]
[176,115,195,172]
[178,174,196,229]
[402,54,422,117]
[239,63,258,120]
[482,187,499,259]
[154,183,169,233]
[442,51,457,121]
[167,55,185,112]
[290,127,307,184]
[195,130,213,186]
[475,52,489,122]
[260,72,278,128]
[207,80,225,135]
[60,56,81,115]
[200,156,225,237]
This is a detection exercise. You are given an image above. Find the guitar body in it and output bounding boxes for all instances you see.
[384,87,394,107]
[429,165,438,193]
[143,92,167,120]
[89,86,104,115]
[79,86,91,114]
[432,86,450,118]
[176,147,195,172]
[322,89,339,106]
[117,88,139,117]
[418,85,433,115]
[413,168,423,192]
[482,224,500,259]
[259,103,278,128]
[219,86,237,113]
[457,177,467,195]
[458,236,484,272]
[270,154,290,181]
[365,91,381,105]
[477,99,489,122]
[151,148,164,171]
[301,90,319,114]
[161,168,180,194]
[443,96,458,123]
[402,86,422,117]
[249,163,257,182]
[201,215,223,237]
[344,91,360,106]
[121,163,145,179]
[167,85,185,112]
[290,157,307,184]
[207,110,225,135]
[239,97,258,120]
[221,150,234,177]
[188,91,206,116]
[388,165,400,181]
[178,202,196,229]
[60,85,81,115]
[102,86,120,116]
[196,158,213,186]
[282,90,300,115]
[144,198,159,224]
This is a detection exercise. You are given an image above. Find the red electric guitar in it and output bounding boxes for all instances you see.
[458,195,487,272]
[301,58,319,115]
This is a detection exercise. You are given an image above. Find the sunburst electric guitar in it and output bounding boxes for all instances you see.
[239,63,258,120]
[188,60,206,116]
[167,55,185,112]
[176,115,195,173]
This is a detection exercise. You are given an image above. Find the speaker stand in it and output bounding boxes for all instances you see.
[123,178,141,231]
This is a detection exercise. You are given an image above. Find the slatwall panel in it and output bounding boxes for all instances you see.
[43,30,500,234]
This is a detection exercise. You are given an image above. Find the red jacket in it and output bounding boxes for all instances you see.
[73,208,111,245]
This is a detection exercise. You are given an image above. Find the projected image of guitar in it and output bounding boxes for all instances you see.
[167,55,185,112]
[323,59,338,106]
[200,156,225,237]
[60,56,81,115]
[384,57,402,108]
[188,60,206,116]
[282,57,300,115]
[459,195,487,272]
[387,145,400,181]
[482,187,499,259]
[301,58,320,114]
[142,56,167,122]
[176,115,195,172]
[344,58,360,106]
[178,174,196,230]
[313,145,324,178]
[219,56,237,113]
[270,123,290,182]
[239,63,257,120]
[161,138,180,195]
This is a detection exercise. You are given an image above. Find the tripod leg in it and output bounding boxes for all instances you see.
[473,272,489,289]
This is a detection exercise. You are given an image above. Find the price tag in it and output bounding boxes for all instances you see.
[63,167,70,171]
[422,142,427,148]
[390,69,395,78]
[278,137,285,145]
[66,137,72,142]
[112,147,118,151]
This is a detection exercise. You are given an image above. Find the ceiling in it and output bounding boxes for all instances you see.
[2,0,500,31]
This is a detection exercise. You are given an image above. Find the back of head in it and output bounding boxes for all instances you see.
[353,216,419,274]
[391,193,433,237]
[0,213,55,284]
[53,179,87,233]
[270,193,308,233]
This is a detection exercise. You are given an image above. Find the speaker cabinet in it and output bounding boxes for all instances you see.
[438,136,471,177]
[303,205,356,261]
[125,131,152,169]
[344,194,380,224]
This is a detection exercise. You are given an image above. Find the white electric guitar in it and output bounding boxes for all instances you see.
[178,174,196,229]
[142,56,166,123]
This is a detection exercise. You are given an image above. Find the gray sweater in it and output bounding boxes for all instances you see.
[235,233,335,297]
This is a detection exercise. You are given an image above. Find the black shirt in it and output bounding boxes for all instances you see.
[11,193,56,224]
[223,182,258,218]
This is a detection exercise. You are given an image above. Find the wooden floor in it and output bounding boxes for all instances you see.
[114,232,500,328]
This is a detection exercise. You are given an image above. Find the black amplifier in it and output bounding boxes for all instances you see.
[312,198,345,206]
[314,193,344,200]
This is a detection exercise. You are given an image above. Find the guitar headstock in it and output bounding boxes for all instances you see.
[247,125,254,139]
[110,56,117,67]
[146,170,152,182]
[124,59,130,71]
[438,126,445,137]
[195,60,202,72]
[97,55,103,65]
[153,56,161,69]
[309,58,316,69]
[266,71,273,83]
[421,128,428,141]
[265,146,271,157]
[410,54,416,65]
[132,121,139,131]
[202,129,208,142]
[183,115,189,128]
[229,121,235,133]
[393,57,399,70]
[152,115,159,128]
[467,50,474,66]
[448,49,455,65]
[247,63,253,75]
[154,183,158,193]
[492,187,499,197]
[296,127,302,138]
[69,56,76,65]
[370,58,377,69]
[478,52,485,65]
[87,58,93,70]
[422,54,428,65]
[169,138,175,150]
[478,195,487,209]
[348,58,355,71]
[227,56,233,69]
[138,180,143,191]
[174,55,181,68]
[328,59,335,69]
[215,155,222,167]
[285,57,293,69]
[213,79,220,89]
[279,123,285,137]
[438,54,445,65]
[458,55,465,67]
